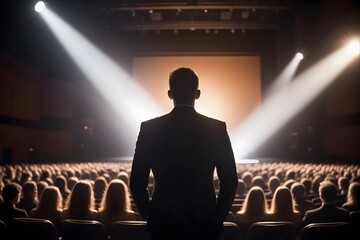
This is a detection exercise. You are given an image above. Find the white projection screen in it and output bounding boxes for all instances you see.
[132,55,262,135]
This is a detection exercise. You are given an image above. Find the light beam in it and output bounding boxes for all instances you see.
[232,40,359,159]
[265,53,303,98]
[38,7,164,155]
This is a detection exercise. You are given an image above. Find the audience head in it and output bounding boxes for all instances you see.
[99,179,131,216]
[67,176,79,191]
[168,67,200,105]
[37,186,63,212]
[241,186,268,216]
[346,182,360,205]
[319,180,338,204]
[270,186,297,215]
[236,179,246,197]
[94,176,107,200]
[2,182,22,204]
[290,182,306,202]
[300,178,312,195]
[250,176,266,190]
[54,175,69,193]
[268,176,281,194]
[65,180,95,215]
[117,171,129,186]
[21,181,38,202]
[36,180,49,199]
[338,176,350,194]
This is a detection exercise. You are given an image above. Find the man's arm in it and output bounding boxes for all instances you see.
[215,123,238,221]
[130,123,152,219]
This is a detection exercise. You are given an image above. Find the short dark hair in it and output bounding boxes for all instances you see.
[2,183,21,202]
[169,67,199,104]
[319,180,338,203]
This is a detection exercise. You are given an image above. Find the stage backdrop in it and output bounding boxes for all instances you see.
[132,55,261,134]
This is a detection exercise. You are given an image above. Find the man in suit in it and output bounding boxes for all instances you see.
[298,180,350,232]
[130,67,238,240]
[0,183,28,225]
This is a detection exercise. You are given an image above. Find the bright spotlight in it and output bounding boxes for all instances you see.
[347,39,360,56]
[296,52,304,60]
[34,1,46,13]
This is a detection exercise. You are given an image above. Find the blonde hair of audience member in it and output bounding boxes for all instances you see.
[63,180,98,220]
[99,179,135,228]
[269,186,301,224]
[342,182,360,211]
[236,186,269,235]
[30,186,63,229]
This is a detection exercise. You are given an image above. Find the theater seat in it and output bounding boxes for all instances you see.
[61,219,107,240]
[299,222,354,240]
[0,220,9,240]
[220,222,243,240]
[11,217,59,240]
[245,221,297,240]
[350,211,360,226]
[109,220,150,240]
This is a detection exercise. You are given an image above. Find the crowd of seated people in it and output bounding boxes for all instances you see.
[0,161,359,238]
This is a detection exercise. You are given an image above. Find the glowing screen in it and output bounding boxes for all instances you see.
[132,55,262,133]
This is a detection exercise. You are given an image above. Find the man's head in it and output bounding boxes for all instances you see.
[168,67,200,105]
[2,182,22,204]
[319,180,338,204]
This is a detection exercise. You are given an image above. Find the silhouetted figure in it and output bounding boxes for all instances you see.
[130,67,238,240]
[0,183,28,225]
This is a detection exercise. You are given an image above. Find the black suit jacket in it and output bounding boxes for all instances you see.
[130,106,238,234]
[0,202,28,225]
[299,203,350,231]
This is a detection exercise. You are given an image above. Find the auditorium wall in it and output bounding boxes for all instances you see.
[0,53,76,164]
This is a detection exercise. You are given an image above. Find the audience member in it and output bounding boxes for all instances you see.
[268,186,301,224]
[235,186,269,237]
[0,183,28,224]
[337,176,350,203]
[62,180,98,220]
[54,175,71,205]
[30,186,63,231]
[67,176,79,191]
[94,176,108,210]
[342,182,360,212]
[235,179,246,199]
[291,182,315,219]
[117,171,130,186]
[37,180,49,199]
[298,180,350,231]
[266,176,281,200]
[16,181,38,215]
[99,179,136,228]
